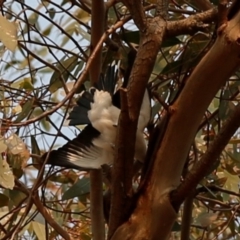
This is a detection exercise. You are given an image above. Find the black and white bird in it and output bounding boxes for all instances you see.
[42,62,151,170]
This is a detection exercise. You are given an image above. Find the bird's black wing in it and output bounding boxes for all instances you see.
[68,91,93,126]
[42,125,107,170]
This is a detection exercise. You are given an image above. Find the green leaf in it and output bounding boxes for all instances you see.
[196,212,218,227]
[31,135,41,167]
[224,170,239,193]
[40,118,51,131]
[12,168,23,179]
[171,221,181,232]
[49,171,78,184]
[49,55,78,93]
[14,99,34,123]
[76,25,91,41]
[219,90,234,120]
[7,209,21,231]
[161,59,186,74]
[73,60,84,78]
[107,6,118,25]
[161,33,210,75]
[19,78,34,91]
[162,37,182,48]
[31,221,46,240]
[8,189,27,206]
[49,8,56,19]
[80,232,91,240]
[122,30,182,47]
[122,31,140,44]
[0,193,9,207]
[75,9,91,23]
[42,25,52,36]
[228,215,236,237]
[151,103,161,119]
[22,12,39,34]
[49,175,73,184]
[62,177,90,200]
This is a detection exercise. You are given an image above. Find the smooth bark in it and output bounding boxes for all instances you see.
[89,1,105,239]
[111,4,240,240]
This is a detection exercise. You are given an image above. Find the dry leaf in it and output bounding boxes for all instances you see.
[0,155,14,189]
[0,14,18,51]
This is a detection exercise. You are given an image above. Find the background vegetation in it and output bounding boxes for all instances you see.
[0,0,240,239]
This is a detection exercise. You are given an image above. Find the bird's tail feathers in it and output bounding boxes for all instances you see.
[42,125,113,170]
[68,62,119,126]
[95,62,119,96]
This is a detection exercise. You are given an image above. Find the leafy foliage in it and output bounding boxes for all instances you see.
[0,0,238,239]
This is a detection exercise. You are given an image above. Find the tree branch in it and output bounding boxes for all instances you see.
[166,7,217,37]
[33,193,71,240]
[89,1,105,239]
[111,5,240,240]
[108,2,167,238]
[181,193,194,240]
[90,0,105,84]
[8,14,129,127]
[108,90,134,238]
[172,102,240,209]
[151,6,240,196]
[15,180,71,240]
[156,0,169,19]
[218,0,228,26]
[121,0,146,32]
[90,170,105,240]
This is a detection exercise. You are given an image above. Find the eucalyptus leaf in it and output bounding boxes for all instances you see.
[0,193,9,207]
[49,55,78,93]
[62,177,90,200]
[0,14,18,51]
[14,99,34,123]
[31,135,41,167]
